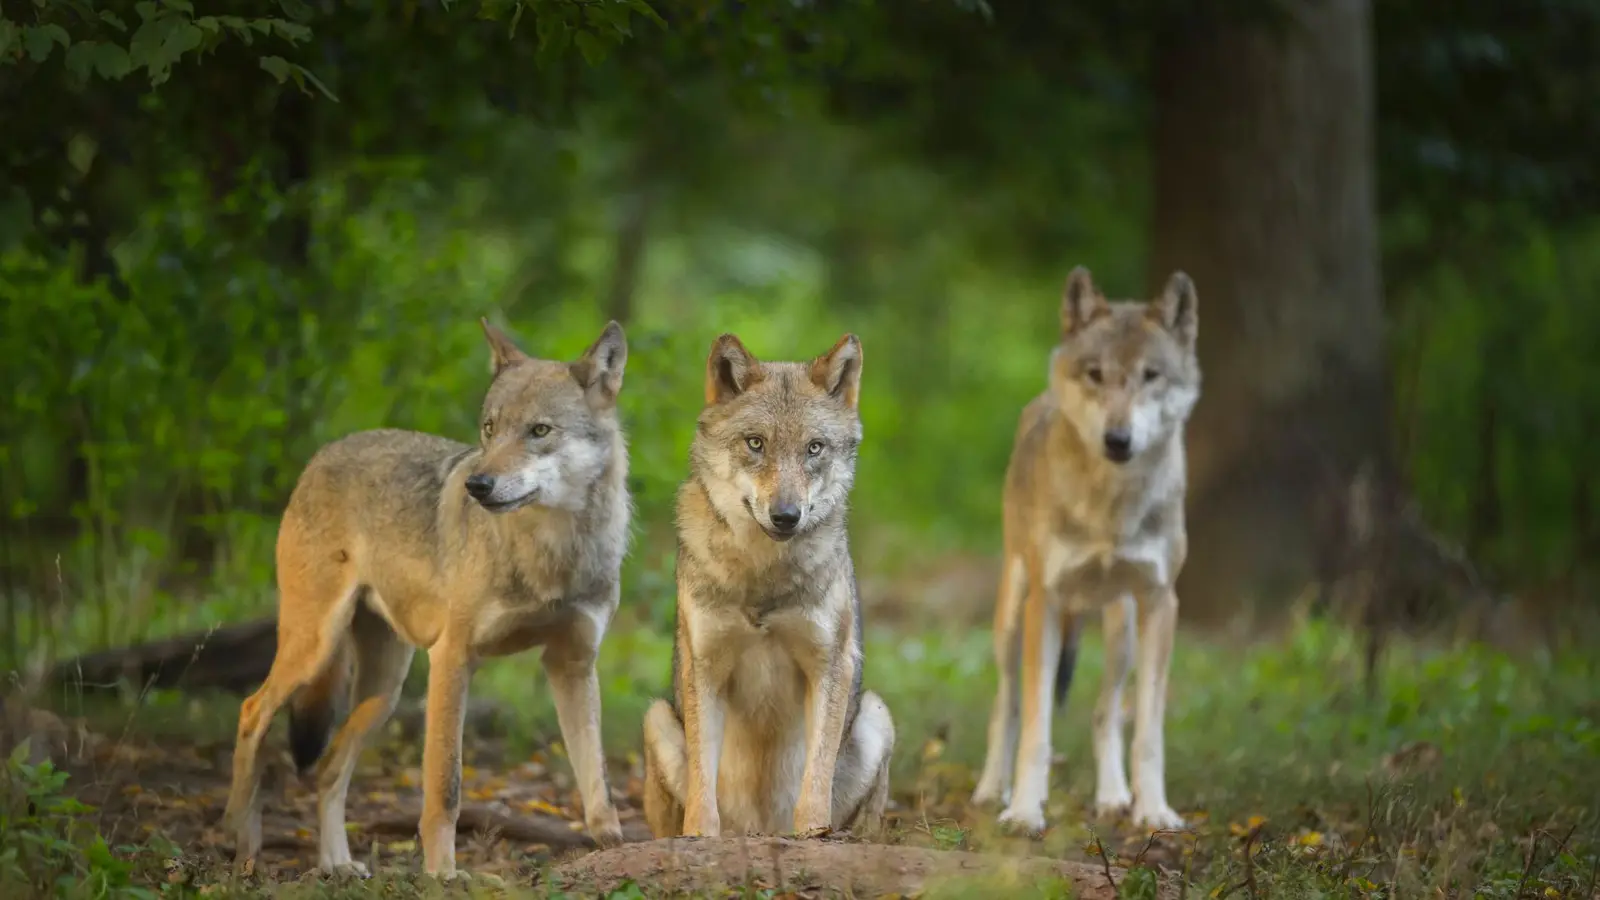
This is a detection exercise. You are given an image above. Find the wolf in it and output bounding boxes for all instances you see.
[640,332,896,839]
[970,267,1200,835]
[222,319,631,879]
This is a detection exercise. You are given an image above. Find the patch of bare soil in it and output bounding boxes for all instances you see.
[551,835,1167,899]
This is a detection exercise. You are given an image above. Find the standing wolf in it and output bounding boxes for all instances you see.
[971,267,1201,835]
[641,333,895,838]
[223,319,631,879]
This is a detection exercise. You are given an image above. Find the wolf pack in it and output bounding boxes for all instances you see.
[221,265,1203,880]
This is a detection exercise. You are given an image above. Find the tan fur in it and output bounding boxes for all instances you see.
[222,319,632,879]
[641,333,895,839]
[971,267,1201,835]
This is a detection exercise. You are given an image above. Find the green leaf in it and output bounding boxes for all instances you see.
[8,737,30,766]
[23,24,70,62]
[67,41,132,79]
[259,54,291,83]
[573,30,605,65]
[626,0,666,28]
[129,14,203,85]
[64,40,103,80]
[286,60,338,101]
[268,20,312,43]
[100,11,129,31]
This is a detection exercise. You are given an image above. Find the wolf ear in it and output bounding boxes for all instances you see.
[570,320,628,407]
[1150,271,1198,346]
[809,333,863,409]
[706,333,762,406]
[1061,266,1108,335]
[481,317,531,376]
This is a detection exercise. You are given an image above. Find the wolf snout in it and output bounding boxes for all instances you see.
[464,474,497,501]
[1102,428,1134,463]
[768,501,802,534]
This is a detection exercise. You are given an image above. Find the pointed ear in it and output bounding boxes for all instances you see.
[570,320,627,406]
[1061,266,1109,335]
[1150,270,1198,345]
[481,317,530,376]
[809,333,863,409]
[705,333,762,406]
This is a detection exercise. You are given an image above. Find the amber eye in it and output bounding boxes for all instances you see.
[530,423,552,438]
[1143,367,1161,384]
[807,440,825,456]
[1086,366,1104,385]
[745,436,765,452]
[482,419,495,439]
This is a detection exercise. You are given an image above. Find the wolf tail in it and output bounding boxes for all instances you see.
[287,639,351,775]
[1053,618,1083,708]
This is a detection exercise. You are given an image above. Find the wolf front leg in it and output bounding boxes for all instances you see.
[420,631,472,878]
[541,601,624,847]
[972,555,1026,807]
[1092,594,1136,817]
[1130,585,1184,830]
[679,604,726,837]
[998,558,1060,836]
[794,603,858,835]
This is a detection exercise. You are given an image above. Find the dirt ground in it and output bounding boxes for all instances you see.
[14,703,1181,897]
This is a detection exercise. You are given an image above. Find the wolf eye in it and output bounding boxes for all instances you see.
[482,419,495,438]
[745,436,764,452]
[1142,367,1161,384]
[807,440,825,456]
[530,423,552,438]
[1085,366,1104,385]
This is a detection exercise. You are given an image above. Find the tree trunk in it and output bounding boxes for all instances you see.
[604,188,653,325]
[1468,372,1502,560]
[1149,0,1390,623]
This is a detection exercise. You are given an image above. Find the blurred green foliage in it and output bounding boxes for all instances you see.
[2,0,1598,664]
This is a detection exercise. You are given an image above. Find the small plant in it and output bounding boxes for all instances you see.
[1117,866,1159,900]
[0,740,157,899]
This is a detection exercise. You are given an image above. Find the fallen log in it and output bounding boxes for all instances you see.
[365,805,653,851]
[551,835,1168,900]
[50,618,277,695]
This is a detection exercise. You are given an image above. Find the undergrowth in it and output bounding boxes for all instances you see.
[10,614,1600,899]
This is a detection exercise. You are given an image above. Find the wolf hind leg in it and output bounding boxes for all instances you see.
[973,556,1025,807]
[832,690,896,837]
[223,571,362,875]
[642,699,687,838]
[313,598,414,877]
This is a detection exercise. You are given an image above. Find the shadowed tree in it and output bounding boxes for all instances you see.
[1146,0,1391,619]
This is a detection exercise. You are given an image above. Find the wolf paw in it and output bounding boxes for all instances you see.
[428,869,505,886]
[794,826,836,841]
[1094,785,1133,819]
[1131,803,1186,831]
[996,804,1047,837]
[588,808,625,848]
[313,862,371,880]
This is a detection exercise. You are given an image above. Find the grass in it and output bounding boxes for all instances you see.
[8,608,1600,899]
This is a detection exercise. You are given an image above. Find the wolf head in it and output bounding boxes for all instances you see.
[1050,267,1201,465]
[690,333,864,542]
[465,319,628,514]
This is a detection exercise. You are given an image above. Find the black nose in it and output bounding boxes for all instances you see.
[769,503,802,532]
[1102,429,1133,462]
[465,474,496,500]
